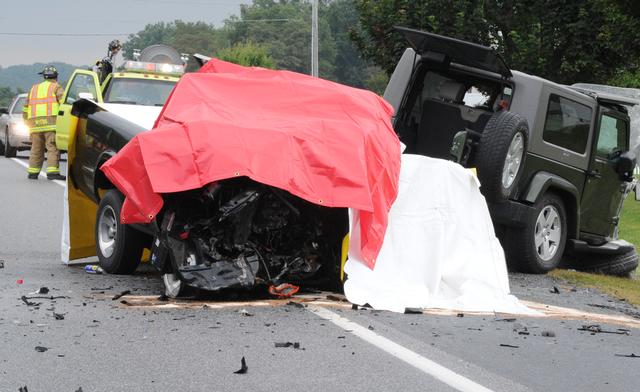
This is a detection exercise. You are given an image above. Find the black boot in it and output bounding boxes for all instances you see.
[47,173,66,181]
[27,173,39,180]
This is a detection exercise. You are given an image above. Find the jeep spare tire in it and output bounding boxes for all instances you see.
[475,111,528,202]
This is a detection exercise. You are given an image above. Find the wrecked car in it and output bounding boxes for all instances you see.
[65,60,399,297]
[384,27,638,275]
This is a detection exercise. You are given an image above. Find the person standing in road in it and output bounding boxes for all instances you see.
[23,65,66,180]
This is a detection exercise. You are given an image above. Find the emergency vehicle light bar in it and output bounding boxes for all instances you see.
[123,61,185,75]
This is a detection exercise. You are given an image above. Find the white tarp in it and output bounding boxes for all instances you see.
[344,154,533,314]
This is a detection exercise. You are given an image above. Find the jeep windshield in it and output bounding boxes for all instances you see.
[103,78,176,106]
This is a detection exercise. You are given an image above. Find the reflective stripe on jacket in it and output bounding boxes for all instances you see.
[24,80,61,132]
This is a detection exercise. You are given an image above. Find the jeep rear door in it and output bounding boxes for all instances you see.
[395,27,512,78]
[580,108,630,237]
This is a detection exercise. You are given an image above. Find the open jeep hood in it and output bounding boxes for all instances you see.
[396,26,512,78]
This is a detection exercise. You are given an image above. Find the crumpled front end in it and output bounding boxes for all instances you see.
[150,177,348,295]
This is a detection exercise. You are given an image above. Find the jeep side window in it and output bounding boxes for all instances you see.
[596,114,627,157]
[542,94,592,154]
[65,74,98,105]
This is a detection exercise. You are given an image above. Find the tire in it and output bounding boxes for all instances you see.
[4,129,17,158]
[95,189,146,274]
[474,111,528,202]
[573,248,638,277]
[505,193,567,273]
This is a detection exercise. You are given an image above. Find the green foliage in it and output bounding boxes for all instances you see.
[352,0,640,84]
[0,62,79,92]
[0,86,18,107]
[216,42,275,68]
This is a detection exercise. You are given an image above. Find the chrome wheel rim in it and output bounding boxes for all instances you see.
[502,132,524,189]
[98,205,117,258]
[163,273,182,298]
[534,205,561,261]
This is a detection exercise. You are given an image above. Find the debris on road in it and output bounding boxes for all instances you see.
[286,301,306,309]
[84,265,104,274]
[541,330,556,338]
[615,353,639,358]
[34,346,48,352]
[578,325,630,335]
[0,259,4,268]
[494,317,517,322]
[238,309,253,317]
[16,279,23,284]
[234,357,248,374]
[268,283,299,298]
[53,312,65,320]
[19,386,28,392]
[500,344,519,348]
[35,287,49,295]
[550,286,560,294]
[112,290,131,300]
[91,286,113,291]
[21,296,39,307]
[587,303,640,319]
[275,342,301,349]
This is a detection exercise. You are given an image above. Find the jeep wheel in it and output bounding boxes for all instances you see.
[573,248,638,277]
[475,111,528,202]
[506,193,567,273]
[4,129,17,158]
[95,189,146,274]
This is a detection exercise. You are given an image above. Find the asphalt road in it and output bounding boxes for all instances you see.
[1,153,639,392]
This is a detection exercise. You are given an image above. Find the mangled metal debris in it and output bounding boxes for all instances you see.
[150,177,347,297]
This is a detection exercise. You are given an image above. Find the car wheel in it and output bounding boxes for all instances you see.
[474,111,529,202]
[505,193,567,273]
[572,248,638,277]
[95,189,146,274]
[4,129,17,158]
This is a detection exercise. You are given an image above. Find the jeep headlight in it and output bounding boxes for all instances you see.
[14,122,29,135]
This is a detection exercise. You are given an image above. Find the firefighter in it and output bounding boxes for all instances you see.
[23,65,66,180]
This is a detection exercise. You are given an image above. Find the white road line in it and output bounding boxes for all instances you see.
[309,305,495,392]
[10,158,65,188]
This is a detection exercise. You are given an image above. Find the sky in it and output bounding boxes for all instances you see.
[0,0,249,67]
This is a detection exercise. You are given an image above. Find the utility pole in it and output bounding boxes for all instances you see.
[311,0,319,77]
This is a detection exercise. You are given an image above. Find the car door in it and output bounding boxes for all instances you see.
[580,108,630,237]
[56,70,102,151]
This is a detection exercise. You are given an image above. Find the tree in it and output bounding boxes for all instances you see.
[352,0,640,84]
[216,42,276,68]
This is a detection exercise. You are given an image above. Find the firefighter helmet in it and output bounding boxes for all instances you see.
[38,65,58,79]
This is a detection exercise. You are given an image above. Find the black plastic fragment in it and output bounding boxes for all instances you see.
[578,325,630,335]
[21,296,39,306]
[112,290,131,300]
[541,330,555,337]
[19,386,28,392]
[53,312,65,320]
[499,344,519,348]
[456,313,464,318]
[36,287,49,294]
[0,260,4,269]
[234,356,248,374]
[286,301,306,309]
[615,353,639,358]
[550,286,560,294]
[275,342,301,349]
[34,346,48,352]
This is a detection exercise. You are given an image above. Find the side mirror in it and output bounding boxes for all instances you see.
[615,152,636,182]
[0,107,8,115]
[78,92,95,101]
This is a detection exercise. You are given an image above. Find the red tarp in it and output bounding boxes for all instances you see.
[101,59,400,268]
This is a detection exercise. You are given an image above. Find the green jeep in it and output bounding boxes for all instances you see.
[384,27,639,275]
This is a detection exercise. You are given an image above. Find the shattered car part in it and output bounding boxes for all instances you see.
[151,177,348,296]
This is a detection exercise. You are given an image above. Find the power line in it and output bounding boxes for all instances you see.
[0,32,130,37]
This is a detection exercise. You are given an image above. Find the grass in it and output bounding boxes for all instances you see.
[549,190,640,306]
[550,269,640,307]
